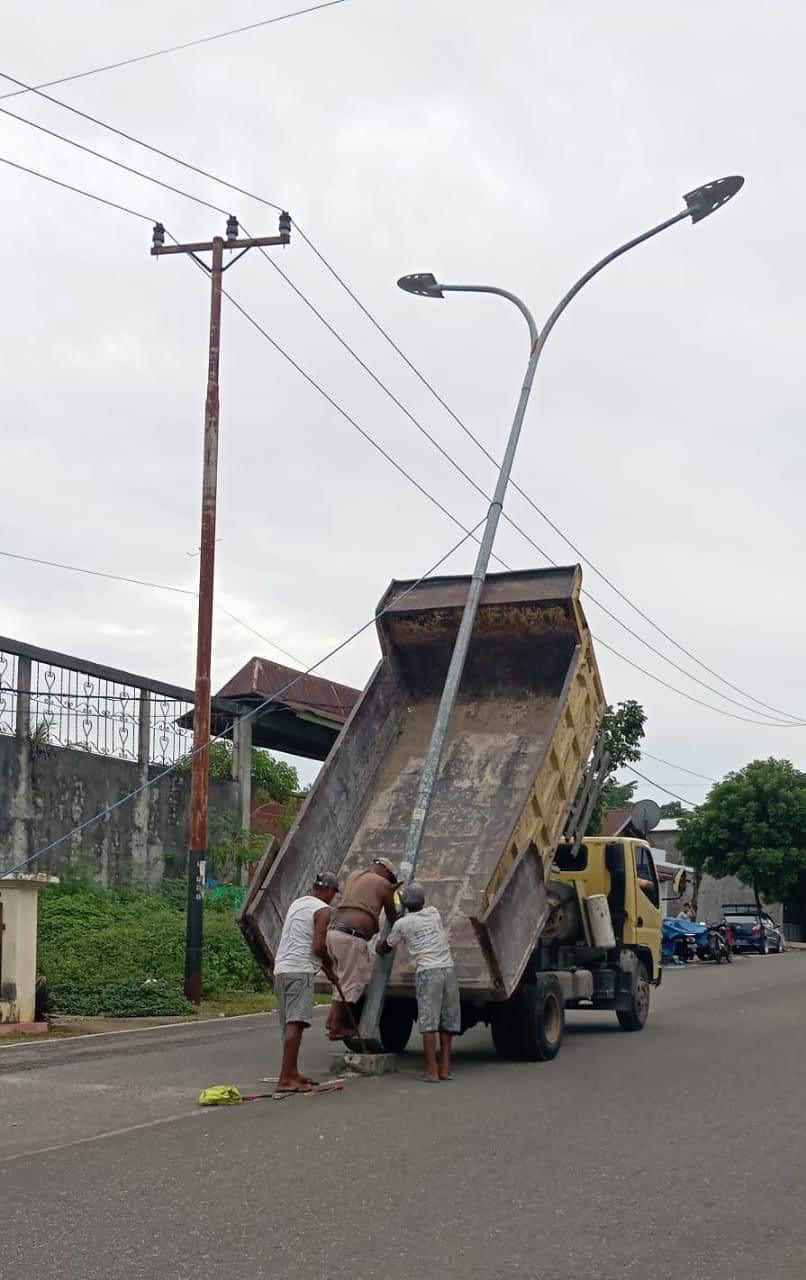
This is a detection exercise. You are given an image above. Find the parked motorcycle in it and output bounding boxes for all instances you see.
[696,923,732,964]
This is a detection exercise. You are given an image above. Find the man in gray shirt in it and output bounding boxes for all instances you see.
[376,880,460,1083]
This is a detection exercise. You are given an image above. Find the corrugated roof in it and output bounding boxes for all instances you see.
[215,657,360,725]
[600,808,632,837]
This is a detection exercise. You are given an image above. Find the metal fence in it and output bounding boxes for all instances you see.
[0,637,238,767]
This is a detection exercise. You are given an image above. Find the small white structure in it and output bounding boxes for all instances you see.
[0,874,59,1029]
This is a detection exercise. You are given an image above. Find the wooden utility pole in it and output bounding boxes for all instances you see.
[151,212,290,1004]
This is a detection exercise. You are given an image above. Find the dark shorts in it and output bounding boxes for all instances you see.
[275,972,315,1028]
[415,966,461,1034]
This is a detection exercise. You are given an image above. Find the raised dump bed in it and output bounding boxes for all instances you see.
[240,566,605,1004]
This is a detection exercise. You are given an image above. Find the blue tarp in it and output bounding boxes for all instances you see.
[662,916,708,962]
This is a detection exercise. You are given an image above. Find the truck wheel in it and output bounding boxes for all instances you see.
[517,975,564,1062]
[616,961,650,1031]
[379,999,416,1054]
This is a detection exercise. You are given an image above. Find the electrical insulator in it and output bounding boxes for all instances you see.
[278,210,291,239]
[152,222,165,249]
[226,214,239,240]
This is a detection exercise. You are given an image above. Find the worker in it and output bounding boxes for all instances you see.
[376,880,460,1083]
[677,902,695,921]
[274,870,339,1094]
[325,856,400,1041]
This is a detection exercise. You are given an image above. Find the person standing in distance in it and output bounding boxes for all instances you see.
[376,880,460,1083]
[274,871,339,1093]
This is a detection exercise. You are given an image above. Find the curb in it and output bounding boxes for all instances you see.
[0,1004,330,1052]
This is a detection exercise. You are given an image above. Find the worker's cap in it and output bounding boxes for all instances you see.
[313,870,339,891]
[372,856,400,881]
[400,880,426,910]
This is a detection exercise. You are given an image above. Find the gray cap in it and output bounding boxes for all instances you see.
[401,880,426,910]
[313,870,339,891]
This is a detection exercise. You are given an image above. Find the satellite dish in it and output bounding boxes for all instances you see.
[630,798,661,836]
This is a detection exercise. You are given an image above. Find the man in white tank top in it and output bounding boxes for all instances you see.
[274,871,339,1093]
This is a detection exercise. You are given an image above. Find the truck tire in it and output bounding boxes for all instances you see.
[616,960,650,1031]
[379,999,416,1054]
[517,975,565,1062]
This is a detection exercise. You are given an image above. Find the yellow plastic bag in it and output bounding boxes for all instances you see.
[198,1084,243,1106]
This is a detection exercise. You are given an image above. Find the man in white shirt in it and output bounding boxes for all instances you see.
[274,871,339,1093]
[376,880,460,1083]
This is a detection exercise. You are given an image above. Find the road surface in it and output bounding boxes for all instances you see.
[1,952,804,1280]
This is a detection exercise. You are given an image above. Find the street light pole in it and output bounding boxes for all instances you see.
[151,212,291,1004]
[358,175,744,1045]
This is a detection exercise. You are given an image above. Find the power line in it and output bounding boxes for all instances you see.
[1,91,798,723]
[2,67,798,723]
[641,751,715,783]
[0,548,304,666]
[1,64,798,727]
[622,764,696,810]
[5,147,802,731]
[2,519,482,878]
[595,636,801,727]
[0,100,229,215]
[0,153,155,222]
[215,277,499,561]
[212,276,805,728]
[0,2,350,101]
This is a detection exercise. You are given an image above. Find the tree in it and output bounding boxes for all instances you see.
[203,743,299,803]
[598,779,637,812]
[677,758,806,912]
[660,801,685,819]
[587,700,647,834]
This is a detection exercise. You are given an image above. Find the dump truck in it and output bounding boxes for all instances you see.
[240,565,663,1061]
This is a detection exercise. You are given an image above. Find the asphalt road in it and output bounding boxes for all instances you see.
[1,953,804,1280]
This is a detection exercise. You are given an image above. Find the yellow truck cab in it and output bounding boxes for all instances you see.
[541,836,662,1028]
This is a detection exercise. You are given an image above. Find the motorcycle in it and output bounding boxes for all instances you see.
[695,923,732,964]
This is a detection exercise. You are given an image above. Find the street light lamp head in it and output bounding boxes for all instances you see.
[397,272,444,299]
[683,175,744,223]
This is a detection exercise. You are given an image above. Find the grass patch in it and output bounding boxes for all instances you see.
[38,880,268,1017]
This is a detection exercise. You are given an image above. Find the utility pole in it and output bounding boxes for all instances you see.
[151,211,291,1004]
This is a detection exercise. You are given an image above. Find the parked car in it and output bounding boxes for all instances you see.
[722,906,784,955]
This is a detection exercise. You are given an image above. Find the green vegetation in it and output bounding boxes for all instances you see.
[203,742,299,804]
[588,700,647,834]
[38,878,268,1018]
[679,757,806,912]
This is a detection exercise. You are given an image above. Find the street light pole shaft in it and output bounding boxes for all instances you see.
[359,204,699,1044]
[358,291,539,1041]
[185,234,224,1005]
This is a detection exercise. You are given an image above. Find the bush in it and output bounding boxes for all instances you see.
[48,979,195,1018]
[38,881,266,1014]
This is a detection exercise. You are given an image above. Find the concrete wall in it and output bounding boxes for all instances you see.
[0,733,239,887]
[651,828,782,923]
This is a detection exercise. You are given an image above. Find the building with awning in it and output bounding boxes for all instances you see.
[207,656,361,762]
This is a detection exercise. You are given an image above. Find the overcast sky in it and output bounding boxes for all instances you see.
[2,1,805,799]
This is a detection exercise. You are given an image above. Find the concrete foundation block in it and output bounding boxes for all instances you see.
[330,1051,398,1076]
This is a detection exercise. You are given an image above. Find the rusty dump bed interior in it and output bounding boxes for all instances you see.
[240,567,605,1002]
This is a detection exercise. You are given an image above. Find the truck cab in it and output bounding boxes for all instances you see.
[551,837,662,982]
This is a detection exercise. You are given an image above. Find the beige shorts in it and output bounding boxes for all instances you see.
[327,928,374,1003]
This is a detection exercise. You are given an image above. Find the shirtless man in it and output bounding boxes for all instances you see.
[325,856,399,1041]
